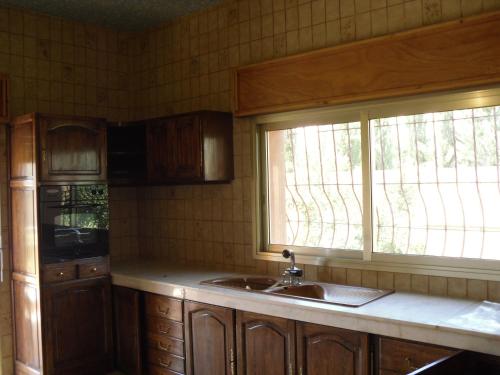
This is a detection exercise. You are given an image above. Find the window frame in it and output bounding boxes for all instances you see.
[253,86,500,281]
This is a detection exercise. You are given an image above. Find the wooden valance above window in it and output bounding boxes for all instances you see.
[234,11,500,117]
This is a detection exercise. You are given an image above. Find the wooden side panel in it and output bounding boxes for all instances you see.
[296,322,369,375]
[12,279,42,373]
[11,188,38,276]
[236,311,295,375]
[235,11,500,116]
[9,114,36,181]
[0,73,9,122]
[113,286,142,375]
[202,112,234,182]
[184,301,235,375]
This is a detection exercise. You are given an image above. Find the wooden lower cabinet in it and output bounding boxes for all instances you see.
[113,286,142,375]
[296,322,369,375]
[184,301,235,375]
[42,277,113,375]
[236,311,296,375]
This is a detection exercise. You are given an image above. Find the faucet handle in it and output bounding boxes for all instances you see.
[282,249,292,259]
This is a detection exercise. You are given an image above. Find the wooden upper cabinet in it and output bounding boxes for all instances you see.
[39,114,107,182]
[185,301,235,375]
[146,111,233,184]
[236,311,295,375]
[296,322,369,375]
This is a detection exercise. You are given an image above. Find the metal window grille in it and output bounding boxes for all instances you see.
[266,122,363,251]
[371,105,500,260]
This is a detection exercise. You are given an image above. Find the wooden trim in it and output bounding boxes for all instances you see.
[235,11,500,117]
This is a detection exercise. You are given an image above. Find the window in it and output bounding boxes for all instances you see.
[258,89,500,271]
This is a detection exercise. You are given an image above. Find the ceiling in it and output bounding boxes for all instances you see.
[0,0,222,31]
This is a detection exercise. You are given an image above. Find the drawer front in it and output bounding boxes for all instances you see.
[147,349,185,374]
[78,258,109,279]
[378,337,456,373]
[146,316,184,340]
[146,333,184,357]
[42,263,77,283]
[145,294,183,322]
[148,364,183,375]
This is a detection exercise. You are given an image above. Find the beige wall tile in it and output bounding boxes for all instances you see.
[331,267,347,284]
[488,281,500,302]
[467,279,488,301]
[411,274,429,294]
[346,268,362,286]
[377,271,394,290]
[394,273,411,291]
[362,270,378,288]
[448,278,467,298]
[429,276,447,296]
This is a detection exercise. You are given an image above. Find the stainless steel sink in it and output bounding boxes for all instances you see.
[265,283,393,307]
[201,277,393,307]
[201,277,280,291]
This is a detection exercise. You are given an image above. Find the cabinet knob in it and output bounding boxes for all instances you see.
[158,307,170,316]
[91,267,97,272]
[57,272,64,277]
[405,357,418,371]
[158,342,171,351]
[160,359,172,368]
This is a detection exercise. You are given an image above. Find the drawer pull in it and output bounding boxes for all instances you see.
[57,272,64,277]
[159,326,171,335]
[158,306,170,316]
[90,267,97,272]
[160,359,172,368]
[405,357,418,371]
[158,342,171,351]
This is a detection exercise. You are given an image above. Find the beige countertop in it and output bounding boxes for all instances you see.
[111,261,500,356]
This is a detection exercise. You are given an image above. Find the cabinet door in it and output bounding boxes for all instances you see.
[42,277,113,375]
[173,115,202,180]
[236,311,295,375]
[185,301,235,375]
[39,116,107,182]
[113,286,142,375]
[147,119,176,183]
[296,322,369,375]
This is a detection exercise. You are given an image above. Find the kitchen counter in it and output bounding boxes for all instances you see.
[111,261,500,356]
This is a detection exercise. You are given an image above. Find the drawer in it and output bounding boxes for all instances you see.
[148,364,183,375]
[42,263,77,283]
[145,293,183,322]
[146,333,184,357]
[378,337,456,373]
[146,316,184,340]
[147,349,185,374]
[78,257,109,279]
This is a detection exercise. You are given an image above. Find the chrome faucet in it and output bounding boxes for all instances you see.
[281,249,303,286]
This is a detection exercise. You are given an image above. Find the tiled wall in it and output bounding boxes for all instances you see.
[0,6,140,374]
[2,1,500,373]
[132,0,500,303]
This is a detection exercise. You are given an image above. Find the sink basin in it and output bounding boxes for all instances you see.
[266,283,393,307]
[201,277,279,291]
[201,276,394,307]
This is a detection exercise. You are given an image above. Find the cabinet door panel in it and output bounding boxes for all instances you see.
[185,301,235,375]
[297,322,369,375]
[43,277,113,374]
[237,311,295,375]
[173,115,202,180]
[113,286,142,375]
[40,116,107,182]
[147,120,176,183]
